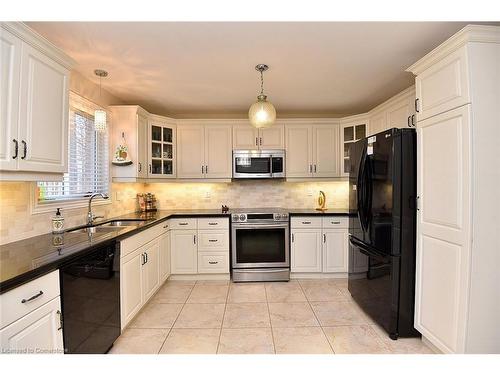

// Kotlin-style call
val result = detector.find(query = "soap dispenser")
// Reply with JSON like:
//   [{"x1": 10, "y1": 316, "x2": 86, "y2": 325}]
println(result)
[{"x1": 52, "y1": 208, "x2": 65, "y2": 234}]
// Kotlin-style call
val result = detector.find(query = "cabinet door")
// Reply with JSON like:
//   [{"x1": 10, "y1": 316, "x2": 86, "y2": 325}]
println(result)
[
  {"x1": 177, "y1": 125, "x2": 204, "y2": 178},
  {"x1": 291, "y1": 229, "x2": 322, "y2": 273},
  {"x1": 0, "y1": 297, "x2": 63, "y2": 353},
  {"x1": 137, "y1": 113, "x2": 149, "y2": 178},
  {"x1": 415, "y1": 105, "x2": 471, "y2": 353},
  {"x1": 142, "y1": 239, "x2": 160, "y2": 302},
  {"x1": 285, "y1": 124, "x2": 313, "y2": 178},
  {"x1": 148, "y1": 120, "x2": 176, "y2": 178},
  {"x1": 233, "y1": 125, "x2": 258, "y2": 150},
  {"x1": 415, "y1": 46, "x2": 470, "y2": 122},
  {"x1": 170, "y1": 230, "x2": 197, "y2": 274},
  {"x1": 0, "y1": 29, "x2": 21, "y2": 171},
  {"x1": 204, "y1": 125, "x2": 232, "y2": 178},
  {"x1": 341, "y1": 121, "x2": 368, "y2": 177},
  {"x1": 18, "y1": 43, "x2": 69, "y2": 173},
  {"x1": 386, "y1": 97, "x2": 412, "y2": 129},
  {"x1": 322, "y1": 229, "x2": 348, "y2": 273},
  {"x1": 312, "y1": 124, "x2": 339, "y2": 178},
  {"x1": 368, "y1": 112, "x2": 386, "y2": 136},
  {"x1": 259, "y1": 124, "x2": 284, "y2": 149},
  {"x1": 159, "y1": 231, "x2": 171, "y2": 283},
  {"x1": 121, "y1": 249, "x2": 144, "y2": 328}
]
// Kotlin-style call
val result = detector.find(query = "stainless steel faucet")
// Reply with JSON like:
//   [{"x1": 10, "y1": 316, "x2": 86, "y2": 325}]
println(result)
[{"x1": 87, "y1": 193, "x2": 109, "y2": 225}]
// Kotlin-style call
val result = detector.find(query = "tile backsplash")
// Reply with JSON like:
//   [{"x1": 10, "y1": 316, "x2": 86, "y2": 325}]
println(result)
[
  {"x1": 145, "y1": 180, "x2": 348, "y2": 211},
  {"x1": 0, "y1": 180, "x2": 348, "y2": 245}
]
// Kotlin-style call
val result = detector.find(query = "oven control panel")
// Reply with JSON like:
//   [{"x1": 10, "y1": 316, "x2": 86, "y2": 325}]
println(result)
[{"x1": 231, "y1": 212, "x2": 289, "y2": 223}]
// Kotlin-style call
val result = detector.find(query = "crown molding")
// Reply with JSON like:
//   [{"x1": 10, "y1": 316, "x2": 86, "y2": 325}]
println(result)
[
  {"x1": 1, "y1": 22, "x2": 76, "y2": 70},
  {"x1": 406, "y1": 24, "x2": 500, "y2": 75}
]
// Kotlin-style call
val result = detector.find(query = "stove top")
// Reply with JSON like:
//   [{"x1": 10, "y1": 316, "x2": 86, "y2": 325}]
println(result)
[{"x1": 229, "y1": 207, "x2": 289, "y2": 214}]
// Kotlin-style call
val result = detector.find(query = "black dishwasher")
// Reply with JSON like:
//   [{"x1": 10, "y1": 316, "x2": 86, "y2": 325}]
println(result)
[{"x1": 60, "y1": 241, "x2": 120, "y2": 353}]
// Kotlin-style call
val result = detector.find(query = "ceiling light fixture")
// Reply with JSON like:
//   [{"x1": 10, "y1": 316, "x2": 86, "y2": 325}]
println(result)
[
  {"x1": 248, "y1": 64, "x2": 276, "y2": 129},
  {"x1": 94, "y1": 69, "x2": 108, "y2": 132}
]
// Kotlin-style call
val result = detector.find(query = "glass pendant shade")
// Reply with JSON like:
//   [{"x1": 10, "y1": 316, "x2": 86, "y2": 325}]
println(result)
[
  {"x1": 248, "y1": 95, "x2": 276, "y2": 129},
  {"x1": 94, "y1": 109, "x2": 107, "y2": 132}
]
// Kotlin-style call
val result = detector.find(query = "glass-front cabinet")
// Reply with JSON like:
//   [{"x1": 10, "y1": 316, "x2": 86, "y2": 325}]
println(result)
[
  {"x1": 148, "y1": 117, "x2": 176, "y2": 178},
  {"x1": 340, "y1": 116, "x2": 368, "y2": 177}
]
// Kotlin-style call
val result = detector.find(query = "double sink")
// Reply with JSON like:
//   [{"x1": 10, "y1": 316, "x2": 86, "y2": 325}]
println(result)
[{"x1": 66, "y1": 219, "x2": 150, "y2": 234}]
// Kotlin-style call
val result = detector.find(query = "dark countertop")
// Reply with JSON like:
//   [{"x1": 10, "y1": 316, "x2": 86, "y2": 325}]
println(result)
[{"x1": 0, "y1": 208, "x2": 348, "y2": 293}]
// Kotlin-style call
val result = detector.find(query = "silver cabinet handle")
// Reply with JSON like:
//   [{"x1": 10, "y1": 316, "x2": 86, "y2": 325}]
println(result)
[
  {"x1": 194, "y1": 235, "x2": 196, "y2": 244},
  {"x1": 56, "y1": 310, "x2": 63, "y2": 331},
  {"x1": 208, "y1": 239, "x2": 218, "y2": 242},
  {"x1": 179, "y1": 222, "x2": 188, "y2": 226},
  {"x1": 21, "y1": 290, "x2": 43, "y2": 303},
  {"x1": 314, "y1": 164, "x2": 317, "y2": 173},
  {"x1": 411, "y1": 114, "x2": 415, "y2": 127},
  {"x1": 255, "y1": 137, "x2": 258, "y2": 146},
  {"x1": 201, "y1": 165, "x2": 204, "y2": 174},
  {"x1": 331, "y1": 221, "x2": 341, "y2": 224},
  {"x1": 141, "y1": 253, "x2": 145, "y2": 265},
  {"x1": 209, "y1": 261, "x2": 218, "y2": 265},
  {"x1": 21, "y1": 140, "x2": 27, "y2": 160},
  {"x1": 12, "y1": 139, "x2": 18, "y2": 159},
  {"x1": 323, "y1": 233, "x2": 327, "y2": 243},
  {"x1": 291, "y1": 233, "x2": 294, "y2": 242},
  {"x1": 302, "y1": 221, "x2": 311, "y2": 225},
  {"x1": 415, "y1": 98, "x2": 420, "y2": 113},
  {"x1": 149, "y1": 164, "x2": 152, "y2": 173},
  {"x1": 138, "y1": 162, "x2": 142, "y2": 172},
  {"x1": 260, "y1": 137, "x2": 262, "y2": 146},
  {"x1": 205, "y1": 165, "x2": 208, "y2": 173},
  {"x1": 208, "y1": 222, "x2": 218, "y2": 226},
  {"x1": 407, "y1": 116, "x2": 411, "y2": 128},
  {"x1": 145, "y1": 252, "x2": 148, "y2": 264}
]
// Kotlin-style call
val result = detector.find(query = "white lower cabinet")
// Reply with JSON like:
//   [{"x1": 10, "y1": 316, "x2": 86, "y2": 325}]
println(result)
[
  {"x1": 291, "y1": 216, "x2": 349, "y2": 274},
  {"x1": 159, "y1": 231, "x2": 171, "y2": 283},
  {"x1": 142, "y1": 239, "x2": 160, "y2": 302},
  {"x1": 121, "y1": 248, "x2": 144, "y2": 327},
  {"x1": 0, "y1": 297, "x2": 63, "y2": 354},
  {"x1": 198, "y1": 252, "x2": 229, "y2": 274},
  {"x1": 170, "y1": 230, "x2": 198, "y2": 274}
]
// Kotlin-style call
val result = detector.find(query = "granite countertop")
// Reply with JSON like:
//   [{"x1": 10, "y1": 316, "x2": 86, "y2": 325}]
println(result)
[{"x1": 0, "y1": 208, "x2": 349, "y2": 293}]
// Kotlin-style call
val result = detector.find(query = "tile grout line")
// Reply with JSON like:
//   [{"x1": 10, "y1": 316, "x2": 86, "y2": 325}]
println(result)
[
  {"x1": 297, "y1": 279, "x2": 336, "y2": 354},
  {"x1": 157, "y1": 280, "x2": 197, "y2": 353},
  {"x1": 215, "y1": 281, "x2": 230, "y2": 354},
  {"x1": 264, "y1": 283, "x2": 277, "y2": 354}
]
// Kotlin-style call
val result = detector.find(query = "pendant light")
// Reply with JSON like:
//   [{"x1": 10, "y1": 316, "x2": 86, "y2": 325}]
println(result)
[
  {"x1": 248, "y1": 64, "x2": 276, "y2": 129},
  {"x1": 94, "y1": 69, "x2": 108, "y2": 132}
]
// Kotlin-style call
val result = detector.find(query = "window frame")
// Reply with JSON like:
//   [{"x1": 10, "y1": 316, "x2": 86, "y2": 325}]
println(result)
[{"x1": 31, "y1": 91, "x2": 112, "y2": 215}]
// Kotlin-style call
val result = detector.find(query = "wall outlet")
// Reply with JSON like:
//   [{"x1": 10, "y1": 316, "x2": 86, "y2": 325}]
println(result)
[
  {"x1": 204, "y1": 190, "x2": 211, "y2": 199},
  {"x1": 307, "y1": 189, "x2": 313, "y2": 197},
  {"x1": 115, "y1": 191, "x2": 123, "y2": 201}
]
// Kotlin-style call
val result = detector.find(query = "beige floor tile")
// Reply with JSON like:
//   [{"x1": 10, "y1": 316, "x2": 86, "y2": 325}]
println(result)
[
  {"x1": 298, "y1": 279, "x2": 347, "y2": 302},
  {"x1": 129, "y1": 303, "x2": 183, "y2": 329},
  {"x1": 310, "y1": 301, "x2": 367, "y2": 326},
  {"x1": 265, "y1": 281, "x2": 307, "y2": 302},
  {"x1": 370, "y1": 324, "x2": 435, "y2": 354},
  {"x1": 323, "y1": 325, "x2": 390, "y2": 354},
  {"x1": 273, "y1": 327, "x2": 333, "y2": 354},
  {"x1": 151, "y1": 282, "x2": 194, "y2": 303},
  {"x1": 159, "y1": 328, "x2": 220, "y2": 354},
  {"x1": 187, "y1": 283, "x2": 229, "y2": 303},
  {"x1": 218, "y1": 328, "x2": 275, "y2": 354},
  {"x1": 223, "y1": 303, "x2": 270, "y2": 328},
  {"x1": 174, "y1": 303, "x2": 225, "y2": 328},
  {"x1": 109, "y1": 328, "x2": 168, "y2": 354},
  {"x1": 227, "y1": 283, "x2": 267, "y2": 303},
  {"x1": 268, "y1": 302, "x2": 319, "y2": 327}
]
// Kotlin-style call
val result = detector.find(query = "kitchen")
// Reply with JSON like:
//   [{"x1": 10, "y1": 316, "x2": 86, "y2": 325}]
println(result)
[{"x1": 1, "y1": 3, "x2": 499, "y2": 371}]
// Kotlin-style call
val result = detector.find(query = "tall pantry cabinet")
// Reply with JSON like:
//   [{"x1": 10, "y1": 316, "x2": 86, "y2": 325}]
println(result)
[{"x1": 407, "y1": 25, "x2": 500, "y2": 354}]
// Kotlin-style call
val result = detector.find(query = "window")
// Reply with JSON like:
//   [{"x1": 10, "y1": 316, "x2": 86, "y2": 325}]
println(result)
[{"x1": 36, "y1": 92, "x2": 109, "y2": 205}]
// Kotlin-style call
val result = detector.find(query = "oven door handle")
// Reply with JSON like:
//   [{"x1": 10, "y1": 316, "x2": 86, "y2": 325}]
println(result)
[{"x1": 232, "y1": 224, "x2": 289, "y2": 229}]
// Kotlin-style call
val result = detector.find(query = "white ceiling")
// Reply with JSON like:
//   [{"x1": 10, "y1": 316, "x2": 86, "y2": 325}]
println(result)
[{"x1": 27, "y1": 22, "x2": 479, "y2": 117}]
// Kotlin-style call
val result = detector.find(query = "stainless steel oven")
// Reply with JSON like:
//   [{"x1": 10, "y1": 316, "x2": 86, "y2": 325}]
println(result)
[
  {"x1": 233, "y1": 150, "x2": 285, "y2": 179},
  {"x1": 231, "y1": 210, "x2": 290, "y2": 282}
]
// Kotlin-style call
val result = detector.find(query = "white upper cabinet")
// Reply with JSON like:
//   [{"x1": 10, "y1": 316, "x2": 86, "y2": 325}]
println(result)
[
  {"x1": 177, "y1": 123, "x2": 232, "y2": 179},
  {"x1": 312, "y1": 124, "x2": 340, "y2": 178},
  {"x1": 413, "y1": 46, "x2": 470, "y2": 122},
  {"x1": 148, "y1": 116, "x2": 176, "y2": 179},
  {"x1": 233, "y1": 123, "x2": 284, "y2": 150},
  {"x1": 285, "y1": 124, "x2": 313, "y2": 178},
  {"x1": 0, "y1": 23, "x2": 74, "y2": 180},
  {"x1": 340, "y1": 117, "x2": 368, "y2": 177},
  {"x1": 204, "y1": 125, "x2": 232, "y2": 178},
  {"x1": 368, "y1": 111, "x2": 385, "y2": 136}
]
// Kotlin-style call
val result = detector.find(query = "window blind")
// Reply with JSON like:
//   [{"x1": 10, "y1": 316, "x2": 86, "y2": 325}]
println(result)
[{"x1": 38, "y1": 94, "x2": 109, "y2": 202}]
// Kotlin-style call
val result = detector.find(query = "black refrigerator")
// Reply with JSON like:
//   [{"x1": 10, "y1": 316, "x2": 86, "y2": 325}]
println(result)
[{"x1": 347, "y1": 127, "x2": 419, "y2": 340}]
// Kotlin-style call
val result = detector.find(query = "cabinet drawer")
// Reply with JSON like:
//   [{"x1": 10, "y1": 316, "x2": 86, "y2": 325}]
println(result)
[
  {"x1": 170, "y1": 218, "x2": 197, "y2": 230},
  {"x1": 197, "y1": 252, "x2": 229, "y2": 274},
  {"x1": 1, "y1": 270, "x2": 60, "y2": 329},
  {"x1": 198, "y1": 217, "x2": 229, "y2": 230},
  {"x1": 120, "y1": 222, "x2": 164, "y2": 258},
  {"x1": 291, "y1": 216, "x2": 322, "y2": 229},
  {"x1": 322, "y1": 216, "x2": 348, "y2": 229},
  {"x1": 197, "y1": 230, "x2": 229, "y2": 252}
]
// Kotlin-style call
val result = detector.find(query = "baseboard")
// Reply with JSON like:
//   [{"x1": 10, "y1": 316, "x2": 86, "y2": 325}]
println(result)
[
  {"x1": 421, "y1": 335, "x2": 444, "y2": 354},
  {"x1": 168, "y1": 274, "x2": 230, "y2": 281},
  {"x1": 291, "y1": 272, "x2": 347, "y2": 279}
]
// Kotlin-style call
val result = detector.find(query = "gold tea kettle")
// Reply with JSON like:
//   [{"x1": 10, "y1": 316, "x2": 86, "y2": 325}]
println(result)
[{"x1": 316, "y1": 191, "x2": 326, "y2": 211}]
